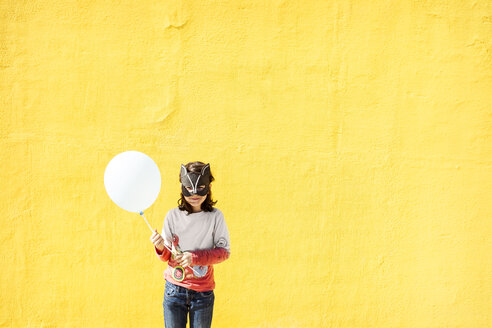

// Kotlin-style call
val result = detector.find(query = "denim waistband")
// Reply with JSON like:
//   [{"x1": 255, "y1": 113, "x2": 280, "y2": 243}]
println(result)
[{"x1": 165, "y1": 280, "x2": 194, "y2": 293}]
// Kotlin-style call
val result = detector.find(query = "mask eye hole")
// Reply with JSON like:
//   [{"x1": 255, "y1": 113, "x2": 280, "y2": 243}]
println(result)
[{"x1": 197, "y1": 185, "x2": 206, "y2": 191}]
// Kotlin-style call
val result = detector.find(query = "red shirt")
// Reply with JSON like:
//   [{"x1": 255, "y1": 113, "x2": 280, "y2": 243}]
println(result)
[
  {"x1": 155, "y1": 246, "x2": 230, "y2": 292},
  {"x1": 154, "y1": 207, "x2": 231, "y2": 292}
]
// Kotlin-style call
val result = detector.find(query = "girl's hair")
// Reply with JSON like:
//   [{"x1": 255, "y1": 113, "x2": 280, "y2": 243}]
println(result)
[{"x1": 178, "y1": 161, "x2": 217, "y2": 215}]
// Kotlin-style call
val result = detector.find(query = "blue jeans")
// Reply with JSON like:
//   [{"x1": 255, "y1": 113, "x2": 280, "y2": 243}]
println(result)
[{"x1": 163, "y1": 280, "x2": 215, "y2": 328}]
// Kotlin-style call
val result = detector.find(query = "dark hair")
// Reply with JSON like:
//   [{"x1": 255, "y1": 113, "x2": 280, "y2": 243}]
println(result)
[{"x1": 178, "y1": 161, "x2": 217, "y2": 215}]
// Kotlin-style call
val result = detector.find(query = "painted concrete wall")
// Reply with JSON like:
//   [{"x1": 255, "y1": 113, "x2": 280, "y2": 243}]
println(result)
[{"x1": 1, "y1": 1, "x2": 491, "y2": 327}]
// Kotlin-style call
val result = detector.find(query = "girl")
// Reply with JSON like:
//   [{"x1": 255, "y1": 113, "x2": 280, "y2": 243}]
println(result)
[{"x1": 150, "y1": 162, "x2": 231, "y2": 328}]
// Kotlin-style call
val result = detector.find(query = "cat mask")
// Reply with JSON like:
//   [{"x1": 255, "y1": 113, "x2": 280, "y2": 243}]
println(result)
[{"x1": 180, "y1": 163, "x2": 211, "y2": 196}]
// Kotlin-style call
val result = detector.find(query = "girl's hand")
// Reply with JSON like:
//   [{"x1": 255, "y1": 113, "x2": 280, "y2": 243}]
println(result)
[
  {"x1": 175, "y1": 252, "x2": 193, "y2": 268},
  {"x1": 150, "y1": 229, "x2": 165, "y2": 252}
]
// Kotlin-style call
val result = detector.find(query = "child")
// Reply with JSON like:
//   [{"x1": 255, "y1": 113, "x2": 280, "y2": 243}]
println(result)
[{"x1": 150, "y1": 162, "x2": 231, "y2": 328}]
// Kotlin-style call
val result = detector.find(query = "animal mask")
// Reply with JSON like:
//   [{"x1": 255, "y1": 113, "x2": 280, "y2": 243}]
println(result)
[{"x1": 180, "y1": 163, "x2": 211, "y2": 196}]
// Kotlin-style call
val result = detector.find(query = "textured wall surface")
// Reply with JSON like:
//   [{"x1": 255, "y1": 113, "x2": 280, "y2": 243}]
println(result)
[{"x1": 1, "y1": 1, "x2": 491, "y2": 327}]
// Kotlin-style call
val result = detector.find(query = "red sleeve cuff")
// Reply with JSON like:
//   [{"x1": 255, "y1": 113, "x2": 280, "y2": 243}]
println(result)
[
  {"x1": 191, "y1": 248, "x2": 230, "y2": 266},
  {"x1": 155, "y1": 246, "x2": 171, "y2": 261}
]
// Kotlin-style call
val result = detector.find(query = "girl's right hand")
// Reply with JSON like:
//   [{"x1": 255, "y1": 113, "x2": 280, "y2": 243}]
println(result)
[{"x1": 151, "y1": 229, "x2": 165, "y2": 252}]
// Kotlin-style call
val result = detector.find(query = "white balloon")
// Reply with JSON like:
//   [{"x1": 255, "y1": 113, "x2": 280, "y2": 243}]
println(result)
[{"x1": 104, "y1": 151, "x2": 161, "y2": 213}]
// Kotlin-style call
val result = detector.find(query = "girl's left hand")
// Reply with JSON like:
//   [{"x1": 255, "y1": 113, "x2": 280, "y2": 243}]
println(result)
[{"x1": 176, "y1": 252, "x2": 193, "y2": 268}]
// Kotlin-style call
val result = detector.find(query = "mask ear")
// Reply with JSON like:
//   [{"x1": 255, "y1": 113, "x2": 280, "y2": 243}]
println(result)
[
  {"x1": 201, "y1": 163, "x2": 211, "y2": 176},
  {"x1": 180, "y1": 164, "x2": 188, "y2": 180}
]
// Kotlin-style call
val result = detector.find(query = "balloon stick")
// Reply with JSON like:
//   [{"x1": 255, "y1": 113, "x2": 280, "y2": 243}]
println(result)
[
  {"x1": 140, "y1": 211, "x2": 201, "y2": 276},
  {"x1": 139, "y1": 211, "x2": 154, "y2": 232}
]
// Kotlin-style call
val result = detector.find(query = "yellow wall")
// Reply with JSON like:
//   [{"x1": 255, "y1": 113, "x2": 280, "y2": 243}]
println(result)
[{"x1": 1, "y1": 1, "x2": 491, "y2": 327}]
